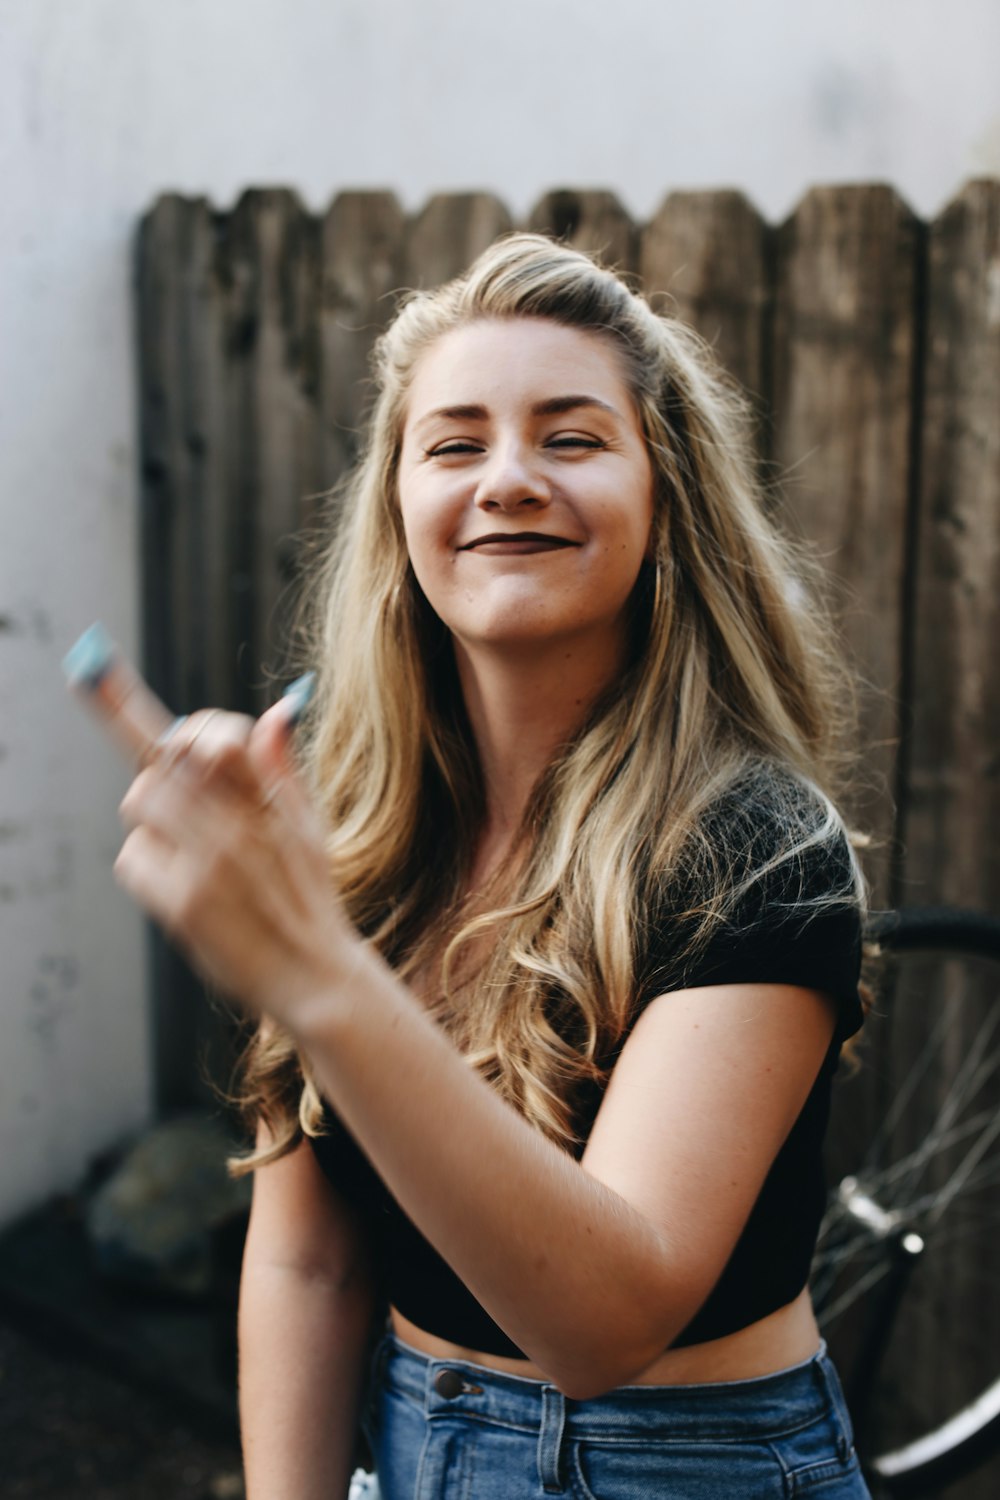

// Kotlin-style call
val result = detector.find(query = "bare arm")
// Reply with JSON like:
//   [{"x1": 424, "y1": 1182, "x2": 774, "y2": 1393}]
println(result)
[
  {"x1": 239, "y1": 1120, "x2": 377, "y2": 1500},
  {"x1": 114, "y1": 709, "x2": 837, "y2": 1401},
  {"x1": 292, "y1": 947, "x2": 834, "y2": 1399}
]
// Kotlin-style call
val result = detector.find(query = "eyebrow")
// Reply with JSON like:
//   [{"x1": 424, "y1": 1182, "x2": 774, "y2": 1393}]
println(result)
[{"x1": 413, "y1": 394, "x2": 624, "y2": 430}]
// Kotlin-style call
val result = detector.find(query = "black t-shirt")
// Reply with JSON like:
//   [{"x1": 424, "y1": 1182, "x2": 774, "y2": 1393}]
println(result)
[{"x1": 307, "y1": 791, "x2": 863, "y2": 1356}]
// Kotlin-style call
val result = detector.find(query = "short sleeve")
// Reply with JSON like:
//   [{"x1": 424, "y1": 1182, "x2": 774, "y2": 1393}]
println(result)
[{"x1": 640, "y1": 785, "x2": 864, "y2": 1044}]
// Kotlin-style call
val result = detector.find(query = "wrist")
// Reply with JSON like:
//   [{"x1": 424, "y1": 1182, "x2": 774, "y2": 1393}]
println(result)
[{"x1": 277, "y1": 936, "x2": 380, "y2": 1047}]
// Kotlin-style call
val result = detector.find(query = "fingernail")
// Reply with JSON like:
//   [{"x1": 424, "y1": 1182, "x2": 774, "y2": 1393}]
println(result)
[
  {"x1": 281, "y1": 671, "x2": 316, "y2": 728},
  {"x1": 62, "y1": 622, "x2": 116, "y2": 689}
]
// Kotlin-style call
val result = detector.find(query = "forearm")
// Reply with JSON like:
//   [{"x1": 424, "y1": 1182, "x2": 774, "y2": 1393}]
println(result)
[
  {"x1": 239, "y1": 1263, "x2": 375, "y2": 1500},
  {"x1": 291, "y1": 950, "x2": 688, "y2": 1397},
  {"x1": 111, "y1": 707, "x2": 826, "y2": 1400}
]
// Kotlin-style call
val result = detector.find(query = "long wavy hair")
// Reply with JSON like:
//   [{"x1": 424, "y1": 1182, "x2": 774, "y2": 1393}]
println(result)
[{"x1": 229, "y1": 233, "x2": 865, "y2": 1174}]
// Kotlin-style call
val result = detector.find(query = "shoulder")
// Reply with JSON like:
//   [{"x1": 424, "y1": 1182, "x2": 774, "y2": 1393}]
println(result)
[
  {"x1": 708, "y1": 765, "x2": 861, "y2": 917},
  {"x1": 642, "y1": 764, "x2": 865, "y2": 1042}
]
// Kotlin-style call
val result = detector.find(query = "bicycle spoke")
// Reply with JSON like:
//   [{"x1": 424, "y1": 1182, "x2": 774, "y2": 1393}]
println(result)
[
  {"x1": 817, "y1": 1257, "x2": 894, "y2": 1326},
  {"x1": 855, "y1": 1105, "x2": 1000, "y2": 1205},
  {"x1": 864, "y1": 1001, "x2": 957, "y2": 1158},
  {"x1": 858, "y1": 1013, "x2": 1000, "y2": 1213}
]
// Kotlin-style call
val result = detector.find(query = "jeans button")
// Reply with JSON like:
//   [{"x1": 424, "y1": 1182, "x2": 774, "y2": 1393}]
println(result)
[{"x1": 434, "y1": 1368, "x2": 465, "y2": 1400}]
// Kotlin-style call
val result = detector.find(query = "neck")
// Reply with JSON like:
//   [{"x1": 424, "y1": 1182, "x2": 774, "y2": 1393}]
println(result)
[{"x1": 454, "y1": 629, "x2": 627, "y2": 872}]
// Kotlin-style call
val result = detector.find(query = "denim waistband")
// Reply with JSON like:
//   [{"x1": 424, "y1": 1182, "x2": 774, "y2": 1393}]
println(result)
[{"x1": 376, "y1": 1333, "x2": 850, "y2": 1445}]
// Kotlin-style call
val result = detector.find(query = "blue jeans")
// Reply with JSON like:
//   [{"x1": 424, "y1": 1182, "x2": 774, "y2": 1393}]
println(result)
[{"x1": 365, "y1": 1334, "x2": 871, "y2": 1498}]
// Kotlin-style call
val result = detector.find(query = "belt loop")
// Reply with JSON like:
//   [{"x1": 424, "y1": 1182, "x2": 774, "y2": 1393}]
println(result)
[
  {"x1": 817, "y1": 1345, "x2": 855, "y2": 1461},
  {"x1": 537, "y1": 1385, "x2": 567, "y2": 1492}
]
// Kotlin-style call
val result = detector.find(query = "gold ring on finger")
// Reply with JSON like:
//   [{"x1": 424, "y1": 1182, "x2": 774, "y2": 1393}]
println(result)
[{"x1": 183, "y1": 708, "x2": 224, "y2": 754}]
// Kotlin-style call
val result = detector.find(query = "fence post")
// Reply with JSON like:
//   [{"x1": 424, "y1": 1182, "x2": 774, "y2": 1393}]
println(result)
[
  {"x1": 903, "y1": 179, "x2": 1000, "y2": 911},
  {"x1": 640, "y1": 189, "x2": 772, "y2": 416},
  {"x1": 319, "y1": 192, "x2": 405, "y2": 486},
  {"x1": 528, "y1": 189, "x2": 637, "y2": 269},
  {"x1": 771, "y1": 184, "x2": 922, "y2": 903},
  {"x1": 404, "y1": 193, "x2": 512, "y2": 288},
  {"x1": 892, "y1": 182, "x2": 1000, "y2": 1487}
]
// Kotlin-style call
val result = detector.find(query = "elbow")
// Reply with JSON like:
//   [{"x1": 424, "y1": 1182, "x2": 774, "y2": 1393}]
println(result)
[
  {"x1": 550, "y1": 1352, "x2": 656, "y2": 1403},
  {"x1": 551, "y1": 1345, "x2": 668, "y2": 1403},
  {"x1": 554, "y1": 1369, "x2": 625, "y2": 1403},
  {"x1": 542, "y1": 1285, "x2": 707, "y2": 1401},
  {"x1": 542, "y1": 1325, "x2": 687, "y2": 1404}
]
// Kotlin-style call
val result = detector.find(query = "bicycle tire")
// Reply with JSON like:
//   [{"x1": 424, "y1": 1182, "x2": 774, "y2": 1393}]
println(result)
[
  {"x1": 813, "y1": 907, "x2": 1000, "y2": 1498},
  {"x1": 868, "y1": 1374, "x2": 1000, "y2": 1496}
]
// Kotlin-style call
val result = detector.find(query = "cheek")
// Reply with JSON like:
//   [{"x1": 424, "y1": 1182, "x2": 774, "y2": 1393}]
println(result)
[
  {"x1": 400, "y1": 514, "x2": 451, "y2": 597},
  {"x1": 397, "y1": 500, "x2": 458, "y2": 621},
  {"x1": 601, "y1": 494, "x2": 654, "y2": 571},
  {"x1": 397, "y1": 486, "x2": 433, "y2": 565},
  {"x1": 398, "y1": 471, "x2": 457, "y2": 547}
]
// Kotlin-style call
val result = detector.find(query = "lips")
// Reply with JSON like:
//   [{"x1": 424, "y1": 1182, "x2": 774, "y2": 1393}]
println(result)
[{"x1": 459, "y1": 532, "x2": 578, "y2": 553}]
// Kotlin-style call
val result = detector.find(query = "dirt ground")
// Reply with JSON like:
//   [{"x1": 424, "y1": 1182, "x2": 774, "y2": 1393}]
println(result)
[{"x1": 0, "y1": 1317, "x2": 244, "y2": 1500}]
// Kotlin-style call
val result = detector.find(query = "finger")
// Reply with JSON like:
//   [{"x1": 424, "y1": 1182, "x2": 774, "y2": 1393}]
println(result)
[
  {"x1": 119, "y1": 760, "x2": 196, "y2": 838},
  {"x1": 248, "y1": 678, "x2": 324, "y2": 835},
  {"x1": 160, "y1": 707, "x2": 252, "y2": 762},
  {"x1": 249, "y1": 738, "x2": 327, "y2": 862},
  {"x1": 249, "y1": 699, "x2": 299, "y2": 786},
  {"x1": 139, "y1": 714, "x2": 190, "y2": 770},
  {"x1": 156, "y1": 708, "x2": 261, "y2": 803},
  {"x1": 113, "y1": 822, "x2": 187, "y2": 929},
  {"x1": 248, "y1": 672, "x2": 316, "y2": 782},
  {"x1": 121, "y1": 754, "x2": 267, "y2": 877},
  {"x1": 114, "y1": 824, "x2": 231, "y2": 991},
  {"x1": 63, "y1": 624, "x2": 176, "y2": 767}
]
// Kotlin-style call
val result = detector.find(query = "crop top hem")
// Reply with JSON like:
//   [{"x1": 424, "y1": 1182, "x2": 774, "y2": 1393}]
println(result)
[{"x1": 307, "y1": 804, "x2": 864, "y2": 1360}]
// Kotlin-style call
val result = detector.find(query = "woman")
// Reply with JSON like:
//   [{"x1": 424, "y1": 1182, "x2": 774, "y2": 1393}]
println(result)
[{"x1": 115, "y1": 234, "x2": 870, "y2": 1498}]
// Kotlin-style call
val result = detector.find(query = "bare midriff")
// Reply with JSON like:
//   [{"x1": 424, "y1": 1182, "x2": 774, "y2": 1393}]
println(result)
[{"x1": 390, "y1": 1287, "x2": 821, "y2": 1387}]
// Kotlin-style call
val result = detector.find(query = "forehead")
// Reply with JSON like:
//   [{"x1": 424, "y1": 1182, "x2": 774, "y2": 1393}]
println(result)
[{"x1": 403, "y1": 318, "x2": 635, "y2": 427}]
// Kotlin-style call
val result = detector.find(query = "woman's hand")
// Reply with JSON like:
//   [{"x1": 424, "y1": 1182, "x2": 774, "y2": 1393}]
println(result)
[{"x1": 113, "y1": 702, "x2": 357, "y2": 1027}]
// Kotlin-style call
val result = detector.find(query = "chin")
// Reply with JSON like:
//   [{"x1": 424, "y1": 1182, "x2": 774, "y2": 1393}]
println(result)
[{"x1": 458, "y1": 613, "x2": 609, "y2": 656}]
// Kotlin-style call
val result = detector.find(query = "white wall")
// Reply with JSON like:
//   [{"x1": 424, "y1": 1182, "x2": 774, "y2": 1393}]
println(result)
[{"x1": 2, "y1": 0, "x2": 998, "y2": 1226}]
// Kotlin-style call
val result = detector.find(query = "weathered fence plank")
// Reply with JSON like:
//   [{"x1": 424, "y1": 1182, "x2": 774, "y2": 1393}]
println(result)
[
  {"x1": 761, "y1": 190, "x2": 922, "y2": 1372},
  {"x1": 225, "y1": 191, "x2": 323, "y2": 699},
  {"x1": 904, "y1": 178, "x2": 1000, "y2": 911},
  {"x1": 404, "y1": 192, "x2": 512, "y2": 289},
  {"x1": 319, "y1": 191, "x2": 405, "y2": 487},
  {"x1": 771, "y1": 185, "x2": 921, "y2": 902},
  {"x1": 640, "y1": 189, "x2": 772, "y2": 409},
  {"x1": 527, "y1": 189, "x2": 636, "y2": 270},
  {"x1": 887, "y1": 180, "x2": 1000, "y2": 1500},
  {"x1": 138, "y1": 195, "x2": 228, "y2": 714},
  {"x1": 138, "y1": 193, "x2": 253, "y2": 1110}
]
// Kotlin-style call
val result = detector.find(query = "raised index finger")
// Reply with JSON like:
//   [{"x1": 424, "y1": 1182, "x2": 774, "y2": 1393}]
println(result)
[{"x1": 63, "y1": 623, "x2": 175, "y2": 765}]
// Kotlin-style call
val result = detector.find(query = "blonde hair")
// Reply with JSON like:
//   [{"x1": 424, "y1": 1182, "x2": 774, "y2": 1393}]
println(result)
[{"x1": 230, "y1": 233, "x2": 864, "y2": 1174}]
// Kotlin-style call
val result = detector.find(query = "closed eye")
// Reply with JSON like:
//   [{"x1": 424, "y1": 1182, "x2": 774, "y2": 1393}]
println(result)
[
  {"x1": 425, "y1": 434, "x2": 608, "y2": 458},
  {"x1": 546, "y1": 435, "x2": 607, "y2": 450},
  {"x1": 425, "y1": 440, "x2": 485, "y2": 457}
]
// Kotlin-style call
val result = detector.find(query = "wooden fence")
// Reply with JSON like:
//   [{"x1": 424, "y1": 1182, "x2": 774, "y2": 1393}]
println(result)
[{"x1": 138, "y1": 181, "x2": 1000, "y2": 1496}]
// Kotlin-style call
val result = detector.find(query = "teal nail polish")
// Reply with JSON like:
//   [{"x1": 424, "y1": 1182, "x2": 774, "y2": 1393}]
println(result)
[
  {"x1": 62, "y1": 622, "x2": 116, "y2": 689},
  {"x1": 281, "y1": 671, "x2": 316, "y2": 727}
]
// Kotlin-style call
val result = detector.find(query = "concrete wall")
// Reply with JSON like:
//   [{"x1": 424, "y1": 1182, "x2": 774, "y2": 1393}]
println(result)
[{"x1": 2, "y1": 0, "x2": 998, "y2": 1226}]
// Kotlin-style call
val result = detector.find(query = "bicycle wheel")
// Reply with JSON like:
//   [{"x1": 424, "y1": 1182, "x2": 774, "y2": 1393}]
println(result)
[{"x1": 812, "y1": 908, "x2": 1000, "y2": 1499}]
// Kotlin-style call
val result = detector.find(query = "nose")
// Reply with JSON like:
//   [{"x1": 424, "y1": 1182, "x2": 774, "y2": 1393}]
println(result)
[{"x1": 473, "y1": 440, "x2": 551, "y2": 512}]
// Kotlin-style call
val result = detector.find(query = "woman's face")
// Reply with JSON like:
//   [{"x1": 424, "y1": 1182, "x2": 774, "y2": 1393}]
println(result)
[{"x1": 397, "y1": 318, "x2": 655, "y2": 663}]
